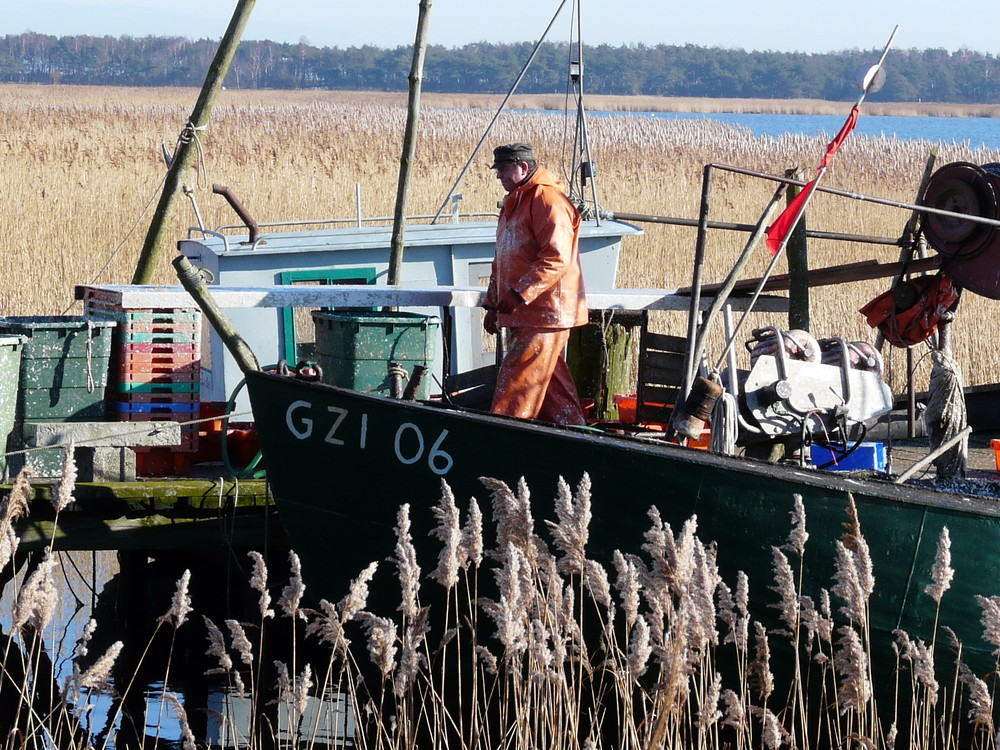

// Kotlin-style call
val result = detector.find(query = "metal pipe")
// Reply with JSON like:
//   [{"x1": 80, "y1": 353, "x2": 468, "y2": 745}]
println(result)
[
  {"x1": 572, "y1": 0, "x2": 601, "y2": 225},
  {"x1": 684, "y1": 182, "x2": 785, "y2": 374},
  {"x1": 709, "y1": 162, "x2": 1000, "y2": 230},
  {"x1": 212, "y1": 184, "x2": 259, "y2": 244},
  {"x1": 681, "y1": 164, "x2": 714, "y2": 399},
  {"x1": 601, "y1": 209, "x2": 903, "y2": 247},
  {"x1": 173, "y1": 256, "x2": 260, "y2": 375}
]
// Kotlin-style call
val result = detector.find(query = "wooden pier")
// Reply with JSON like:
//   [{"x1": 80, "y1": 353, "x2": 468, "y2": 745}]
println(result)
[{"x1": 10, "y1": 477, "x2": 278, "y2": 552}]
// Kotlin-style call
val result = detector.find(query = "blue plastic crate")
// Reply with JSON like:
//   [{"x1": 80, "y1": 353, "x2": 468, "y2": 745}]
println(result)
[
  {"x1": 811, "y1": 442, "x2": 886, "y2": 472},
  {"x1": 109, "y1": 401, "x2": 199, "y2": 415}
]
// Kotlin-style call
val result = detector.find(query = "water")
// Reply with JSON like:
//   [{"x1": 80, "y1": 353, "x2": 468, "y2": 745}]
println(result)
[
  {"x1": 643, "y1": 111, "x2": 1000, "y2": 150},
  {"x1": 587, "y1": 110, "x2": 1000, "y2": 151},
  {"x1": 1, "y1": 547, "x2": 349, "y2": 748}
]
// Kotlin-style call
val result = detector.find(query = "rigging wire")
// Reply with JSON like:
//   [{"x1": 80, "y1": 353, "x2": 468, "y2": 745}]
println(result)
[
  {"x1": 430, "y1": 0, "x2": 574, "y2": 224},
  {"x1": 60, "y1": 123, "x2": 211, "y2": 314}
]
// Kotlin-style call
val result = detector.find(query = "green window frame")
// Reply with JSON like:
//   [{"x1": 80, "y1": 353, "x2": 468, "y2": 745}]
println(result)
[{"x1": 278, "y1": 267, "x2": 377, "y2": 364}]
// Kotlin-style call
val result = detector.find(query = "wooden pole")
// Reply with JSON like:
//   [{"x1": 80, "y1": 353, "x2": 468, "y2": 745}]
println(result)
[
  {"x1": 132, "y1": 0, "x2": 256, "y2": 285},
  {"x1": 388, "y1": 0, "x2": 433, "y2": 285},
  {"x1": 785, "y1": 168, "x2": 810, "y2": 331}
]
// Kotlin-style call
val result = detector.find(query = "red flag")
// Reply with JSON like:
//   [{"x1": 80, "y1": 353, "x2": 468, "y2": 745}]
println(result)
[
  {"x1": 765, "y1": 180, "x2": 816, "y2": 254},
  {"x1": 765, "y1": 105, "x2": 860, "y2": 255},
  {"x1": 819, "y1": 105, "x2": 859, "y2": 168}
]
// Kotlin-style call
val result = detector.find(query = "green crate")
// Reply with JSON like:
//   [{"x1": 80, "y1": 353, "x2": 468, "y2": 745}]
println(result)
[
  {"x1": 24, "y1": 444, "x2": 70, "y2": 479},
  {"x1": 312, "y1": 310, "x2": 439, "y2": 399},
  {"x1": 20, "y1": 356, "x2": 113, "y2": 389},
  {"x1": 0, "y1": 317, "x2": 115, "y2": 364},
  {"x1": 0, "y1": 336, "x2": 25, "y2": 479},
  {"x1": 115, "y1": 381, "x2": 200, "y2": 394},
  {"x1": 20, "y1": 388, "x2": 110, "y2": 421},
  {"x1": 0, "y1": 316, "x2": 115, "y2": 428}
]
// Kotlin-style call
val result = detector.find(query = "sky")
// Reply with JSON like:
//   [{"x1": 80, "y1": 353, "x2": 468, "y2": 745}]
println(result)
[{"x1": 1, "y1": 0, "x2": 998, "y2": 56}]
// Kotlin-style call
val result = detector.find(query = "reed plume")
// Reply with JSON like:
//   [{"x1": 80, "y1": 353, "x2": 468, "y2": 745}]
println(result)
[
  {"x1": 76, "y1": 639, "x2": 123, "y2": 691},
  {"x1": 163, "y1": 691, "x2": 197, "y2": 750},
  {"x1": 278, "y1": 551, "x2": 306, "y2": 622},
  {"x1": 784, "y1": 493, "x2": 808, "y2": 557},
  {"x1": 225, "y1": 618, "x2": 254, "y2": 666},
  {"x1": 833, "y1": 625, "x2": 871, "y2": 714},
  {"x1": 357, "y1": 611, "x2": 399, "y2": 677},
  {"x1": 458, "y1": 494, "x2": 483, "y2": 569},
  {"x1": 925, "y1": 526, "x2": 953, "y2": 604},
  {"x1": 12, "y1": 550, "x2": 58, "y2": 633},
  {"x1": 52, "y1": 441, "x2": 76, "y2": 513},
  {"x1": 392, "y1": 503, "x2": 421, "y2": 620},
  {"x1": 203, "y1": 615, "x2": 233, "y2": 674},
  {"x1": 247, "y1": 549, "x2": 275, "y2": 619},
  {"x1": 430, "y1": 481, "x2": 461, "y2": 588},
  {"x1": 769, "y1": 546, "x2": 798, "y2": 637},
  {"x1": 159, "y1": 569, "x2": 193, "y2": 628},
  {"x1": 748, "y1": 620, "x2": 774, "y2": 701},
  {"x1": 548, "y1": 473, "x2": 592, "y2": 576}
]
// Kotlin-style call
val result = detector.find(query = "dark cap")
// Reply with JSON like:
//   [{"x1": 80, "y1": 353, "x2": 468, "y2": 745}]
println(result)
[{"x1": 490, "y1": 143, "x2": 534, "y2": 169}]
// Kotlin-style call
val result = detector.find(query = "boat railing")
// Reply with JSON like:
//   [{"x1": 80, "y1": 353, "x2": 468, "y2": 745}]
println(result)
[
  {"x1": 75, "y1": 284, "x2": 790, "y2": 316},
  {"x1": 186, "y1": 211, "x2": 502, "y2": 247}
]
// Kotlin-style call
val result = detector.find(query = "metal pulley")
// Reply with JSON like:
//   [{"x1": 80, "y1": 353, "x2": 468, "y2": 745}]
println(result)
[
  {"x1": 740, "y1": 327, "x2": 893, "y2": 440},
  {"x1": 920, "y1": 161, "x2": 1000, "y2": 299}
]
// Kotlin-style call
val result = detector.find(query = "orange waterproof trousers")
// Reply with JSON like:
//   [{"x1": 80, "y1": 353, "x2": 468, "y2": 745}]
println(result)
[{"x1": 491, "y1": 327, "x2": 586, "y2": 426}]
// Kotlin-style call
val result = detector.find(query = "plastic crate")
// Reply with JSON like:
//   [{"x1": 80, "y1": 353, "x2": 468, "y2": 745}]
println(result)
[
  {"x1": 312, "y1": 310, "x2": 439, "y2": 399},
  {"x1": 115, "y1": 381, "x2": 201, "y2": 394},
  {"x1": 0, "y1": 336, "x2": 24, "y2": 479},
  {"x1": 0, "y1": 316, "x2": 115, "y2": 422},
  {"x1": 811, "y1": 442, "x2": 887, "y2": 472}
]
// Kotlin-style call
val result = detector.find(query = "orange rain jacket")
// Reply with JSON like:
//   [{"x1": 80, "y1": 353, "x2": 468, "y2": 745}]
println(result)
[{"x1": 485, "y1": 167, "x2": 588, "y2": 329}]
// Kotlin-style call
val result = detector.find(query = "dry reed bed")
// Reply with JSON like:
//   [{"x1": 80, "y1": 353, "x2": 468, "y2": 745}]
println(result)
[
  {"x1": 2, "y1": 455, "x2": 999, "y2": 748},
  {"x1": 1, "y1": 84, "x2": 998, "y2": 389}
]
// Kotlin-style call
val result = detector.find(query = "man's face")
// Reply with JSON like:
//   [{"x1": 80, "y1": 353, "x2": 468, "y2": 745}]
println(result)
[{"x1": 494, "y1": 160, "x2": 530, "y2": 193}]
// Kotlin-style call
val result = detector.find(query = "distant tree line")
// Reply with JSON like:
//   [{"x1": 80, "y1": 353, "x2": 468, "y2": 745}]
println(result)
[{"x1": 2, "y1": 32, "x2": 998, "y2": 103}]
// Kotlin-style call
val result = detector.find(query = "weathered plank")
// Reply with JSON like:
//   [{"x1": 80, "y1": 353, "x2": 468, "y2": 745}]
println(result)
[{"x1": 7, "y1": 478, "x2": 278, "y2": 551}]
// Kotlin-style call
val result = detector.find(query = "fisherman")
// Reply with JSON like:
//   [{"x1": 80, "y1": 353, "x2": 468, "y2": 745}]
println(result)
[{"x1": 484, "y1": 142, "x2": 588, "y2": 425}]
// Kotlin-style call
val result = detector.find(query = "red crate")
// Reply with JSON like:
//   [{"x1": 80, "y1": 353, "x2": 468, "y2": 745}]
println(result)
[
  {"x1": 117, "y1": 321, "x2": 201, "y2": 336},
  {"x1": 120, "y1": 341, "x2": 201, "y2": 356},
  {"x1": 135, "y1": 431, "x2": 199, "y2": 453},
  {"x1": 135, "y1": 447, "x2": 193, "y2": 476},
  {"x1": 116, "y1": 364, "x2": 201, "y2": 383}
]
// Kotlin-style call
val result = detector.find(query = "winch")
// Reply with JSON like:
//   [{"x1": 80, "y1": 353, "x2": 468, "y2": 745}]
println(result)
[{"x1": 739, "y1": 327, "x2": 893, "y2": 441}]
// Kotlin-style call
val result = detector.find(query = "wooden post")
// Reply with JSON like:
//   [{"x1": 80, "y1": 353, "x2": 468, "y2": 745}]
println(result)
[
  {"x1": 388, "y1": 0, "x2": 433, "y2": 285},
  {"x1": 786, "y1": 168, "x2": 810, "y2": 331},
  {"x1": 567, "y1": 311, "x2": 639, "y2": 419},
  {"x1": 132, "y1": 0, "x2": 257, "y2": 285}
]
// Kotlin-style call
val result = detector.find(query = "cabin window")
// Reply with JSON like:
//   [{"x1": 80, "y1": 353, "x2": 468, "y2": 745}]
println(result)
[{"x1": 278, "y1": 267, "x2": 376, "y2": 364}]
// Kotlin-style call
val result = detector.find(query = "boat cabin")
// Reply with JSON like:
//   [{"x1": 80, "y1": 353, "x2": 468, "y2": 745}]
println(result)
[{"x1": 177, "y1": 219, "x2": 642, "y2": 408}]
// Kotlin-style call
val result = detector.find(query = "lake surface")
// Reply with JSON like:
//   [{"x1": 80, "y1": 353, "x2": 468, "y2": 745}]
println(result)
[{"x1": 591, "y1": 110, "x2": 1000, "y2": 151}]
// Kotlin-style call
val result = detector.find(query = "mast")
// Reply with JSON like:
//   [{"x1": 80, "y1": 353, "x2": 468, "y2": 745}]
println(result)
[
  {"x1": 132, "y1": 0, "x2": 256, "y2": 285},
  {"x1": 388, "y1": 0, "x2": 434, "y2": 285}
]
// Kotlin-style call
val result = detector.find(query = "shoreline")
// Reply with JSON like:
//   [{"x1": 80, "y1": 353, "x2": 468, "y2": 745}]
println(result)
[{"x1": 2, "y1": 83, "x2": 998, "y2": 118}]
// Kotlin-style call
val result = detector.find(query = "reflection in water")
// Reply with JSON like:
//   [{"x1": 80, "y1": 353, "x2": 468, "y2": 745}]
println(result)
[
  {"x1": 207, "y1": 689, "x2": 354, "y2": 747},
  {"x1": 1, "y1": 547, "x2": 355, "y2": 748}
]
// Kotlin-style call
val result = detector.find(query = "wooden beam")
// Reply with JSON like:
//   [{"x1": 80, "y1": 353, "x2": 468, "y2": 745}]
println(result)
[{"x1": 684, "y1": 255, "x2": 939, "y2": 295}]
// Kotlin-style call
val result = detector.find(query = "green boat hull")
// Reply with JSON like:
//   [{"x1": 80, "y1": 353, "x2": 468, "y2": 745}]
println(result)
[{"x1": 245, "y1": 369, "x2": 1000, "y2": 674}]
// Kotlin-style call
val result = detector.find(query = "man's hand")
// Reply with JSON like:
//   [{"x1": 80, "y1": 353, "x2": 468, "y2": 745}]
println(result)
[
  {"x1": 484, "y1": 308, "x2": 499, "y2": 335},
  {"x1": 497, "y1": 288, "x2": 524, "y2": 315}
]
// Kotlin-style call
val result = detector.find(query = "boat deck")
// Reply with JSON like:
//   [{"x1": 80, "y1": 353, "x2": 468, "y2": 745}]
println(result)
[{"x1": 890, "y1": 431, "x2": 1000, "y2": 483}]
